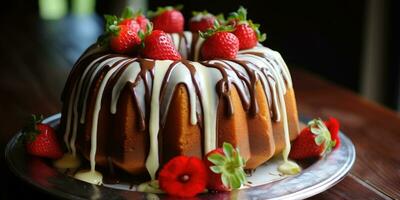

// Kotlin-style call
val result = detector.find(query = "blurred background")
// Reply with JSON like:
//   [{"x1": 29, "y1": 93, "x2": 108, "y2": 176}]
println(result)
[{"x1": 1, "y1": 0, "x2": 399, "y2": 110}]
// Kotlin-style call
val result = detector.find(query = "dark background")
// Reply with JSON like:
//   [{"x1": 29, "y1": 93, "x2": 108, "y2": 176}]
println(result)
[
  {"x1": 1, "y1": 0, "x2": 399, "y2": 199},
  {"x1": 4, "y1": 0, "x2": 399, "y2": 109}
]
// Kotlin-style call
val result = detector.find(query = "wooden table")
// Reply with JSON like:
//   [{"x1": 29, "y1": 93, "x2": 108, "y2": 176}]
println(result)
[{"x1": 1, "y1": 15, "x2": 399, "y2": 200}]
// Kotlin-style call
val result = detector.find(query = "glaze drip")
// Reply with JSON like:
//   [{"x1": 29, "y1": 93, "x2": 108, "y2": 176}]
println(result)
[{"x1": 61, "y1": 32, "x2": 296, "y2": 182}]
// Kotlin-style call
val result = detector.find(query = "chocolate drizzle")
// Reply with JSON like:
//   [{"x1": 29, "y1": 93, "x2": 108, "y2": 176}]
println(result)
[{"x1": 61, "y1": 31, "x2": 294, "y2": 181}]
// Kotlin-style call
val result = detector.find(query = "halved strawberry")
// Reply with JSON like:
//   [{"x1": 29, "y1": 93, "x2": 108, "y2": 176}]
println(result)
[
  {"x1": 189, "y1": 11, "x2": 216, "y2": 32},
  {"x1": 24, "y1": 115, "x2": 63, "y2": 159},
  {"x1": 289, "y1": 119, "x2": 337, "y2": 160},
  {"x1": 148, "y1": 5, "x2": 184, "y2": 33},
  {"x1": 204, "y1": 142, "x2": 247, "y2": 192},
  {"x1": 228, "y1": 6, "x2": 266, "y2": 50},
  {"x1": 200, "y1": 22, "x2": 239, "y2": 60}
]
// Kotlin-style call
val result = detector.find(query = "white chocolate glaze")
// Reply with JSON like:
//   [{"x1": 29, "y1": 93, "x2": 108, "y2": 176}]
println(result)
[
  {"x1": 192, "y1": 62, "x2": 222, "y2": 153},
  {"x1": 53, "y1": 153, "x2": 81, "y2": 169},
  {"x1": 61, "y1": 31, "x2": 300, "y2": 183},
  {"x1": 74, "y1": 170, "x2": 103, "y2": 185},
  {"x1": 145, "y1": 60, "x2": 172, "y2": 180},
  {"x1": 89, "y1": 59, "x2": 132, "y2": 171}
]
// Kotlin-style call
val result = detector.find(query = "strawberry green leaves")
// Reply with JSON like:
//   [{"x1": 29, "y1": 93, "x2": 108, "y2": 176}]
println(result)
[
  {"x1": 308, "y1": 119, "x2": 336, "y2": 156},
  {"x1": 207, "y1": 142, "x2": 247, "y2": 190}
]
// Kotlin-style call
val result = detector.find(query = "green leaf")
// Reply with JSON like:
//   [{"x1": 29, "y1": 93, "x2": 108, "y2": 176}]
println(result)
[
  {"x1": 229, "y1": 174, "x2": 241, "y2": 189},
  {"x1": 192, "y1": 10, "x2": 211, "y2": 17},
  {"x1": 208, "y1": 153, "x2": 226, "y2": 165},
  {"x1": 223, "y1": 142, "x2": 234, "y2": 158},
  {"x1": 147, "y1": 5, "x2": 182, "y2": 18},
  {"x1": 236, "y1": 168, "x2": 247, "y2": 183},
  {"x1": 174, "y1": 4, "x2": 184, "y2": 10},
  {"x1": 210, "y1": 166, "x2": 222, "y2": 174},
  {"x1": 221, "y1": 174, "x2": 229, "y2": 188},
  {"x1": 315, "y1": 135, "x2": 325, "y2": 145},
  {"x1": 23, "y1": 114, "x2": 43, "y2": 143},
  {"x1": 121, "y1": 7, "x2": 134, "y2": 19},
  {"x1": 199, "y1": 19, "x2": 234, "y2": 39},
  {"x1": 215, "y1": 13, "x2": 225, "y2": 24},
  {"x1": 228, "y1": 6, "x2": 248, "y2": 22}
]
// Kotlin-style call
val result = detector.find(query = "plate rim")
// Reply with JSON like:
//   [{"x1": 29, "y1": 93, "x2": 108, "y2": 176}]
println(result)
[{"x1": 5, "y1": 113, "x2": 356, "y2": 200}]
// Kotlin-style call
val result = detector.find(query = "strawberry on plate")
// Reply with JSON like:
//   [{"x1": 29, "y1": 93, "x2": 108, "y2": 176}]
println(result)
[
  {"x1": 24, "y1": 115, "x2": 63, "y2": 159},
  {"x1": 189, "y1": 11, "x2": 217, "y2": 32},
  {"x1": 139, "y1": 24, "x2": 182, "y2": 60},
  {"x1": 228, "y1": 6, "x2": 266, "y2": 50},
  {"x1": 200, "y1": 22, "x2": 239, "y2": 60},
  {"x1": 325, "y1": 117, "x2": 341, "y2": 148},
  {"x1": 148, "y1": 5, "x2": 184, "y2": 33},
  {"x1": 204, "y1": 142, "x2": 247, "y2": 192},
  {"x1": 289, "y1": 118, "x2": 340, "y2": 160}
]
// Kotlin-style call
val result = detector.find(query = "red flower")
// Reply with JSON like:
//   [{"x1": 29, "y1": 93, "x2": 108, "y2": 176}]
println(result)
[
  {"x1": 325, "y1": 117, "x2": 340, "y2": 148},
  {"x1": 159, "y1": 156, "x2": 207, "y2": 198}
]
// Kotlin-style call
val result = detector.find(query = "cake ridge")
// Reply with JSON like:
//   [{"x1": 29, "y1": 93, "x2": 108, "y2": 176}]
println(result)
[{"x1": 60, "y1": 31, "x2": 298, "y2": 181}]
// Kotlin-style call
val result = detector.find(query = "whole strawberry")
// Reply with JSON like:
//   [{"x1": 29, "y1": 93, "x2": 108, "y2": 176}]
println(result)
[
  {"x1": 204, "y1": 142, "x2": 247, "y2": 192},
  {"x1": 24, "y1": 115, "x2": 63, "y2": 159},
  {"x1": 289, "y1": 118, "x2": 337, "y2": 160},
  {"x1": 228, "y1": 7, "x2": 266, "y2": 50},
  {"x1": 325, "y1": 117, "x2": 341, "y2": 148},
  {"x1": 149, "y1": 5, "x2": 184, "y2": 33},
  {"x1": 109, "y1": 25, "x2": 141, "y2": 54},
  {"x1": 135, "y1": 15, "x2": 149, "y2": 31},
  {"x1": 103, "y1": 14, "x2": 141, "y2": 54},
  {"x1": 200, "y1": 23, "x2": 239, "y2": 60},
  {"x1": 140, "y1": 25, "x2": 182, "y2": 60},
  {"x1": 189, "y1": 11, "x2": 216, "y2": 32},
  {"x1": 119, "y1": 7, "x2": 149, "y2": 31}
]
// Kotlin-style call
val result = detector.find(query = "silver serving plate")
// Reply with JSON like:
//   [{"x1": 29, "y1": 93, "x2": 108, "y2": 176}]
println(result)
[{"x1": 5, "y1": 113, "x2": 356, "y2": 200}]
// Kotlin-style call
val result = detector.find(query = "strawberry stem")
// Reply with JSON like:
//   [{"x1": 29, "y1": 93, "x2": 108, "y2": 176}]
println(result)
[
  {"x1": 228, "y1": 6, "x2": 267, "y2": 42},
  {"x1": 147, "y1": 5, "x2": 184, "y2": 18},
  {"x1": 199, "y1": 20, "x2": 234, "y2": 39},
  {"x1": 308, "y1": 119, "x2": 335, "y2": 156},
  {"x1": 23, "y1": 114, "x2": 43, "y2": 142},
  {"x1": 207, "y1": 142, "x2": 247, "y2": 189}
]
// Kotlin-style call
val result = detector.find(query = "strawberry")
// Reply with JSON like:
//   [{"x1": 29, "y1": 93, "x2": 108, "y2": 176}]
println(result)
[
  {"x1": 189, "y1": 11, "x2": 216, "y2": 32},
  {"x1": 109, "y1": 25, "x2": 141, "y2": 54},
  {"x1": 204, "y1": 142, "x2": 247, "y2": 192},
  {"x1": 325, "y1": 117, "x2": 341, "y2": 148},
  {"x1": 228, "y1": 7, "x2": 266, "y2": 50},
  {"x1": 102, "y1": 14, "x2": 141, "y2": 54},
  {"x1": 200, "y1": 23, "x2": 239, "y2": 60},
  {"x1": 119, "y1": 18, "x2": 140, "y2": 31},
  {"x1": 289, "y1": 119, "x2": 336, "y2": 160},
  {"x1": 24, "y1": 115, "x2": 63, "y2": 159},
  {"x1": 148, "y1": 5, "x2": 184, "y2": 33},
  {"x1": 140, "y1": 25, "x2": 182, "y2": 60},
  {"x1": 120, "y1": 7, "x2": 149, "y2": 31},
  {"x1": 135, "y1": 15, "x2": 149, "y2": 31}
]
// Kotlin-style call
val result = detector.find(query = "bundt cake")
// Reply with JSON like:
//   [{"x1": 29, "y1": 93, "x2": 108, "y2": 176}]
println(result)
[
  {"x1": 54, "y1": 5, "x2": 302, "y2": 187},
  {"x1": 59, "y1": 31, "x2": 300, "y2": 182}
]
